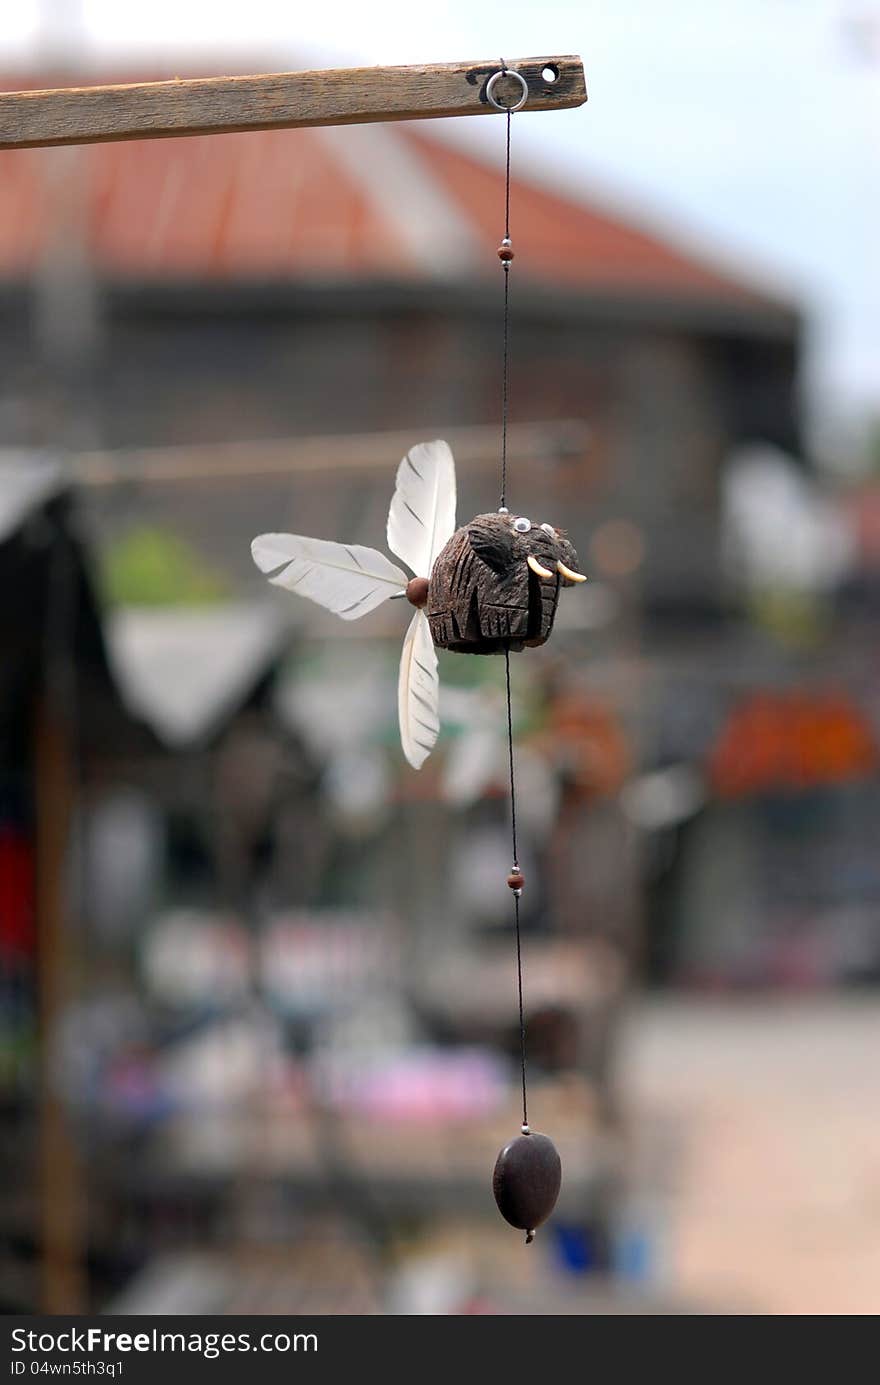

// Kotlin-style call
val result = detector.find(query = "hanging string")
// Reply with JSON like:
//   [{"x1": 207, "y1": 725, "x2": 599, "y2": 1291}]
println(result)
[
  {"x1": 499, "y1": 104, "x2": 512, "y2": 512},
  {"x1": 505, "y1": 646, "x2": 528, "y2": 1131},
  {"x1": 492, "y1": 62, "x2": 529, "y2": 1134}
]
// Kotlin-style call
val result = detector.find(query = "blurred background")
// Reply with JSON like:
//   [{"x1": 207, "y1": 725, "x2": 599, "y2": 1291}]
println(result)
[{"x1": 1, "y1": 1, "x2": 879, "y2": 1316}]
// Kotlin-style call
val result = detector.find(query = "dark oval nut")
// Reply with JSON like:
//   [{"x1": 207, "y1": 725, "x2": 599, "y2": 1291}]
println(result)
[
  {"x1": 405, "y1": 576, "x2": 430, "y2": 608},
  {"x1": 507, "y1": 869, "x2": 525, "y2": 892},
  {"x1": 492, "y1": 1132, "x2": 562, "y2": 1233}
]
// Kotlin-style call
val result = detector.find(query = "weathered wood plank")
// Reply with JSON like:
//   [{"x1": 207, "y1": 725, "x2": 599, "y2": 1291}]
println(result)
[
  {"x1": 74, "y1": 420, "x2": 592, "y2": 486},
  {"x1": 0, "y1": 57, "x2": 586, "y2": 151}
]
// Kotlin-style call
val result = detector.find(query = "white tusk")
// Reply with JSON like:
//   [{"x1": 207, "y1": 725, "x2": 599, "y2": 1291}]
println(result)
[
  {"x1": 557, "y1": 560, "x2": 587, "y2": 583},
  {"x1": 527, "y1": 554, "x2": 554, "y2": 580}
]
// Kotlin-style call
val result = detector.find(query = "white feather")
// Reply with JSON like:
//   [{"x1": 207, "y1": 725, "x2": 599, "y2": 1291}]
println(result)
[
  {"x1": 398, "y1": 609, "x2": 440, "y2": 769},
  {"x1": 387, "y1": 439, "x2": 457, "y2": 579},
  {"x1": 251, "y1": 534, "x2": 407, "y2": 620}
]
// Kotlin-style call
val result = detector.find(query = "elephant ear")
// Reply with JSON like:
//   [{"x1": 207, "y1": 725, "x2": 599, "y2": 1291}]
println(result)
[{"x1": 468, "y1": 519, "x2": 514, "y2": 574}]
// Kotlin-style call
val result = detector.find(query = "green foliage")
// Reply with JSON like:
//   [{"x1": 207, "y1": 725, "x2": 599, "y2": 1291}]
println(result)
[
  {"x1": 101, "y1": 526, "x2": 229, "y2": 607},
  {"x1": 748, "y1": 588, "x2": 830, "y2": 647}
]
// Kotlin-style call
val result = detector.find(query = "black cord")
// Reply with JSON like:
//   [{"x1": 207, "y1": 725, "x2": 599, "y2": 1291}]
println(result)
[
  {"x1": 499, "y1": 108, "x2": 511, "y2": 512},
  {"x1": 497, "y1": 67, "x2": 528, "y2": 1133},
  {"x1": 504, "y1": 107, "x2": 512, "y2": 239},
  {"x1": 504, "y1": 645, "x2": 519, "y2": 868},
  {"x1": 505, "y1": 645, "x2": 528, "y2": 1130},
  {"x1": 514, "y1": 892, "x2": 528, "y2": 1130}
]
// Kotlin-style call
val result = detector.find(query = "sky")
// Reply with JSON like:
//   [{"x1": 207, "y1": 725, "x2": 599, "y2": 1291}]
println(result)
[{"x1": 2, "y1": 1, "x2": 878, "y2": 463}]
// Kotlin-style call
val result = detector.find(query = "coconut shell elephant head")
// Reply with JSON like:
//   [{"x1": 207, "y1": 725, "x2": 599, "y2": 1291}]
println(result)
[
  {"x1": 252, "y1": 441, "x2": 585, "y2": 768},
  {"x1": 427, "y1": 512, "x2": 584, "y2": 655}
]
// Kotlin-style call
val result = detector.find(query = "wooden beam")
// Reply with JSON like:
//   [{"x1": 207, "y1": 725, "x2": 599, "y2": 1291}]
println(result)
[
  {"x1": 73, "y1": 420, "x2": 592, "y2": 487},
  {"x1": 0, "y1": 57, "x2": 586, "y2": 152}
]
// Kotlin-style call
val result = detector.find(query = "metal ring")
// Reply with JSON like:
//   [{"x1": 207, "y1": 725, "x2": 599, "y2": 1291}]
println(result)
[{"x1": 486, "y1": 67, "x2": 529, "y2": 113}]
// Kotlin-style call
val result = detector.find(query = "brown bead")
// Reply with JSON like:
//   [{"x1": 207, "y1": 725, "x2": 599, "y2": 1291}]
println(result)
[
  {"x1": 405, "y1": 576, "x2": 429, "y2": 608},
  {"x1": 497, "y1": 240, "x2": 515, "y2": 263},
  {"x1": 492, "y1": 1132, "x2": 562, "y2": 1236},
  {"x1": 507, "y1": 869, "x2": 525, "y2": 892}
]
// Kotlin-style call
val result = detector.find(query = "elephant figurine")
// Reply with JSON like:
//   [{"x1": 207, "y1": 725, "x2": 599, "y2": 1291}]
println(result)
[
  {"x1": 427, "y1": 512, "x2": 585, "y2": 655},
  {"x1": 252, "y1": 441, "x2": 586, "y2": 767}
]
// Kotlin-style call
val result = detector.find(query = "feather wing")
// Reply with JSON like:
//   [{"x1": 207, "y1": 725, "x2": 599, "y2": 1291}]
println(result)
[
  {"x1": 387, "y1": 439, "x2": 457, "y2": 579},
  {"x1": 398, "y1": 608, "x2": 440, "y2": 770},
  {"x1": 251, "y1": 534, "x2": 407, "y2": 620}
]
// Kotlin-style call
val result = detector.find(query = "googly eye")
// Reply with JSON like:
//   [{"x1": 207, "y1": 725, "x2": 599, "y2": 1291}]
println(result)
[
  {"x1": 513, "y1": 517, "x2": 532, "y2": 534},
  {"x1": 540, "y1": 523, "x2": 557, "y2": 536}
]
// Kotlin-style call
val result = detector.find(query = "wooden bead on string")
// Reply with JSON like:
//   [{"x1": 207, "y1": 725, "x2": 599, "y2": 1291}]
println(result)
[
  {"x1": 405, "y1": 576, "x2": 429, "y2": 608},
  {"x1": 497, "y1": 236, "x2": 515, "y2": 264}
]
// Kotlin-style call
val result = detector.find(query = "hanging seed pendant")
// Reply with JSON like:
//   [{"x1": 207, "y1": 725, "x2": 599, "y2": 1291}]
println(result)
[{"x1": 492, "y1": 1131, "x2": 562, "y2": 1243}]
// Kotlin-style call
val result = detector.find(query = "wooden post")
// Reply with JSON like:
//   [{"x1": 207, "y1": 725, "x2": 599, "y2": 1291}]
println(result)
[
  {"x1": 0, "y1": 56, "x2": 586, "y2": 151},
  {"x1": 34, "y1": 694, "x2": 86, "y2": 1314}
]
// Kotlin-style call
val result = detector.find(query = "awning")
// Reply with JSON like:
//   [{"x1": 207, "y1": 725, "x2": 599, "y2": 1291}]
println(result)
[
  {"x1": 0, "y1": 451, "x2": 64, "y2": 545},
  {"x1": 106, "y1": 602, "x2": 288, "y2": 748}
]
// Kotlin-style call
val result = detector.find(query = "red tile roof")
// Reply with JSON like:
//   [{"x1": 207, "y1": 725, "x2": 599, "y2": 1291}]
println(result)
[
  {"x1": 406, "y1": 129, "x2": 767, "y2": 301},
  {"x1": 0, "y1": 70, "x2": 782, "y2": 309}
]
